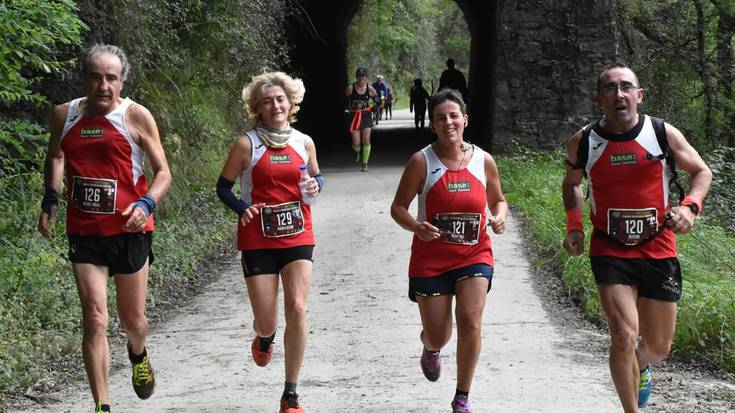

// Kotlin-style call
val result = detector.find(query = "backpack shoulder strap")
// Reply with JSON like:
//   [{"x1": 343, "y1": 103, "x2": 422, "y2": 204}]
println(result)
[
  {"x1": 565, "y1": 122, "x2": 593, "y2": 172},
  {"x1": 650, "y1": 116, "x2": 685, "y2": 202}
]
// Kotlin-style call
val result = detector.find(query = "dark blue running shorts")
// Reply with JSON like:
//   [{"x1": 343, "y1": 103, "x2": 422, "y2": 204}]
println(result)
[{"x1": 408, "y1": 263, "x2": 493, "y2": 302}]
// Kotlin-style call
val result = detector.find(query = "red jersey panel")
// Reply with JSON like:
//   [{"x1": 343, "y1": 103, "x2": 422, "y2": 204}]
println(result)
[
  {"x1": 585, "y1": 115, "x2": 676, "y2": 258},
  {"x1": 237, "y1": 130, "x2": 315, "y2": 251},
  {"x1": 61, "y1": 98, "x2": 152, "y2": 236},
  {"x1": 409, "y1": 145, "x2": 493, "y2": 277}
]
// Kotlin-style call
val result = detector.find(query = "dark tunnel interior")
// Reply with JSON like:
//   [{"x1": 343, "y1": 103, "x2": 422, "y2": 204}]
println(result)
[{"x1": 284, "y1": 0, "x2": 501, "y2": 156}]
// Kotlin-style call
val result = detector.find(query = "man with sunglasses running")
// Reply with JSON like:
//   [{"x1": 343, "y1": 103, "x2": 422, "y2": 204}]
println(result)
[{"x1": 561, "y1": 64, "x2": 711, "y2": 412}]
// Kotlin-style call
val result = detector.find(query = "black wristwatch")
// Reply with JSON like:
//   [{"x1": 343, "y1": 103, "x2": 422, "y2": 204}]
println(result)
[{"x1": 685, "y1": 203, "x2": 700, "y2": 216}]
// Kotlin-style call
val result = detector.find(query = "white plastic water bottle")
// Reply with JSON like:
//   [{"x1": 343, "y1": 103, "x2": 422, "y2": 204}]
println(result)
[{"x1": 299, "y1": 164, "x2": 316, "y2": 205}]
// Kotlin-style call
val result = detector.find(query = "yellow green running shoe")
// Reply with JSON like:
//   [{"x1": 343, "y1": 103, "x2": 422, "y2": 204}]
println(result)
[
  {"x1": 128, "y1": 342, "x2": 156, "y2": 400},
  {"x1": 94, "y1": 401, "x2": 110, "y2": 412},
  {"x1": 638, "y1": 364, "x2": 652, "y2": 407}
]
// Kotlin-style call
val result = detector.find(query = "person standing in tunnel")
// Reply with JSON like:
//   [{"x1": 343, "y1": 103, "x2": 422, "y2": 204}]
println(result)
[
  {"x1": 439, "y1": 59, "x2": 468, "y2": 104},
  {"x1": 385, "y1": 85, "x2": 394, "y2": 120},
  {"x1": 216, "y1": 71, "x2": 323, "y2": 413},
  {"x1": 410, "y1": 78, "x2": 431, "y2": 131},
  {"x1": 390, "y1": 89, "x2": 508, "y2": 413},
  {"x1": 345, "y1": 67, "x2": 377, "y2": 172},
  {"x1": 37, "y1": 44, "x2": 171, "y2": 413},
  {"x1": 562, "y1": 64, "x2": 711, "y2": 412}
]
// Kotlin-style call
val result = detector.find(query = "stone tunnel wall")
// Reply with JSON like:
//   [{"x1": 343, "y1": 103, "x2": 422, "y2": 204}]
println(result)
[{"x1": 494, "y1": 0, "x2": 618, "y2": 151}]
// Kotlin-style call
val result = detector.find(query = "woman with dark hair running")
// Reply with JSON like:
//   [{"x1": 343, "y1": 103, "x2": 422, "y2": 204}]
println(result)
[{"x1": 391, "y1": 89, "x2": 508, "y2": 413}]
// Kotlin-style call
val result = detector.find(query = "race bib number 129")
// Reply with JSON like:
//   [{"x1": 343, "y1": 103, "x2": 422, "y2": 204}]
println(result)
[{"x1": 260, "y1": 201, "x2": 305, "y2": 238}]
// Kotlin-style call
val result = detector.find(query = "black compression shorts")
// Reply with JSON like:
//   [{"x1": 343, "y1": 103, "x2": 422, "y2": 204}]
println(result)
[{"x1": 241, "y1": 245, "x2": 314, "y2": 277}]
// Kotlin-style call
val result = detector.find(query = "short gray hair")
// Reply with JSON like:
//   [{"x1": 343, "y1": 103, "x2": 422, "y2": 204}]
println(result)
[{"x1": 81, "y1": 44, "x2": 130, "y2": 82}]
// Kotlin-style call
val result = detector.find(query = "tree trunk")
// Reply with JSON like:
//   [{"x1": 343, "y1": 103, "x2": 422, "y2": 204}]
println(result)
[
  {"x1": 695, "y1": 0, "x2": 714, "y2": 145},
  {"x1": 712, "y1": 0, "x2": 735, "y2": 146}
]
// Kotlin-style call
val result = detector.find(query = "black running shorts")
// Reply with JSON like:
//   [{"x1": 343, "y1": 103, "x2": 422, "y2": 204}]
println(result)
[
  {"x1": 409, "y1": 263, "x2": 493, "y2": 302},
  {"x1": 68, "y1": 232, "x2": 154, "y2": 276},
  {"x1": 590, "y1": 256, "x2": 682, "y2": 302},
  {"x1": 241, "y1": 245, "x2": 314, "y2": 277}
]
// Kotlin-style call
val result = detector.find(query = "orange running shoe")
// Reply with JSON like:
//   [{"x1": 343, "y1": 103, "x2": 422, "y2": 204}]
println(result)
[
  {"x1": 280, "y1": 391, "x2": 305, "y2": 413},
  {"x1": 251, "y1": 335, "x2": 273, "y2": 367}
]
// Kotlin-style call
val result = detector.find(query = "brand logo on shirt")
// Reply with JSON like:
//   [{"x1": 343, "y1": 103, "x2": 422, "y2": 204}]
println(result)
[
  {"x1": 593, "y1": 141, "x2": 604, "y2": 150},
  {"x1": 269, "y1": 154, "x2": 291, "y2": 164},
  {"x1": 431, "y1": 168, "x2": 442, "y2": 174},
  {"x1": 610, "y1": 153, "x2": 636, "y2": 166},
  {"x1": 448, "y1": 181, "x2": 470, "y2": 192},
  {"x1": 80, "y1": 128, "x2": 104, "y2": 138}
]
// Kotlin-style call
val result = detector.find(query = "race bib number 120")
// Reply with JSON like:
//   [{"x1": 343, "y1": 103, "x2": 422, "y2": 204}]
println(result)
[{"x1": 607, "y1": 208, "x2": 658, "y2": 246}]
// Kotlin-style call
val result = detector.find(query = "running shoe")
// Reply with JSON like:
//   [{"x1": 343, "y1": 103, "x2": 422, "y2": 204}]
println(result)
[
  {"x1": 128, "y1": 343, "x2": 155, "y2": 400},
  {"x1": 420, "y1": 348, "x2": 441, "y2": 382},
  {"x1": 638, "y1": 364, "x2": 652, "y2": 407},
  {"x1": 251, "y1": 335, "x2": 273, "y2": 367},
  {"x1": 361, "y1": 163, "x2": 368, "y2": 172},
  {"x1": 451, "y1": 394, "x2": 473, "y2": 413},
  {"x1": 94, "y1": 402, "x2": 110, "y2": 412},
  {"x1": 279, "y1": 391, "x2": 305, "y2": 413}
]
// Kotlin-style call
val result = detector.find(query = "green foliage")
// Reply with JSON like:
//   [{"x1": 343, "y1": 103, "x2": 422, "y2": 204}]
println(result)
[
  {"x1": 0, "y1": 120, "x2": 47, "y2": 175},
  {"x1": 0, "y1": 0, "x2": 87, "y2": 177},
  {"x1": 346, "y1": 0, "x2": 469, "y2": 103},
  {"x1": 0, "y1": 0, "x2": 87, "y2": 105},
  {"x1": 701, "y1": 146, "x2": 735, "y2": 230},
  {"x1": 499, "y1": 150, "x2": 735, "y2": 373},
  {"x1": 613, "y1": 0, "x2": 735, "y2": 149}
]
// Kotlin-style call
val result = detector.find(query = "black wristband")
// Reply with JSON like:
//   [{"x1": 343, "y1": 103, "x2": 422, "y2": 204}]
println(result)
[
  {"x1": 41, "y1": 188, "x2": 60, "y2": 215},
  {"x1": 216, "y1": 175, "x2": 250, "y2": 216}
]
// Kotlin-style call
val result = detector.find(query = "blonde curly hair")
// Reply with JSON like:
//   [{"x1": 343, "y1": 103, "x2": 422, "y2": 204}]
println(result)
[{"x1": 242, "y1": 71, "x2": 305, "y2": 125}]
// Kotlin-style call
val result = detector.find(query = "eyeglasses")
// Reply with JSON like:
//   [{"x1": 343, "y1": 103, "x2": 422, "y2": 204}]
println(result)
[{"x1": 598, "y1": 84, "x2": 640, "y2": 96}]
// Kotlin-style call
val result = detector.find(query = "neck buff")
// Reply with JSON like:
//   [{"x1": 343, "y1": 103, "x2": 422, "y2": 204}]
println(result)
[{"x1": 255, "y1": 122, "x2": 293, "y2": 148}]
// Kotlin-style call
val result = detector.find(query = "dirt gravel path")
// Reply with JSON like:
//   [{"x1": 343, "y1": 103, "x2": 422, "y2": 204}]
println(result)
[{"x1": 10, "y1": 109, "x2": 734, "y2": 412}]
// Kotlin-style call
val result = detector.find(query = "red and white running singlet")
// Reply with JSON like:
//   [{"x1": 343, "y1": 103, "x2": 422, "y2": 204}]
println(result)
[
  {"x1": 584, "y1": 115, "x2": 676, "y2": 258},
  {"x1": 237, "y1": 129, "x2": 315, "y2": 251},
  {"x1": 60, "y1": 97, "x2": 152, "y2": 236},
  {"x1": 409, "y1": 144, "x2": 493, "y2": 277}
]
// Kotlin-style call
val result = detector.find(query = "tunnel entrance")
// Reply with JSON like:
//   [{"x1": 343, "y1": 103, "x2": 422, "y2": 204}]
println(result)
[{"x1": 285, "y1": 0, "x2": 500, "y2": 153}]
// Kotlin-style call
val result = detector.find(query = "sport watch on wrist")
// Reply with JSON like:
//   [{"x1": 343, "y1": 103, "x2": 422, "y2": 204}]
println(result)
[{"x1": 686, "y1": 203, "x2": 700, "y2": 216}]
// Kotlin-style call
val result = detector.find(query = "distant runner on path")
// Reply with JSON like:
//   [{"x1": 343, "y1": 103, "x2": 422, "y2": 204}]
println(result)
[
  {"x1": 216, "y1": 71, "x2": 323, "y2": 413},
  {"x1": 345, "y1": 67, "x2": 377, "y2": 172},
  {"x1": 391, "y1": 89, "x2": 509, "y2": 413},
  {"x1": 37, "y1": 44, "x2": 172, "y2": 413},
  {"x1": 562, "y1": 63, "x2": 712, "y2": 413}
]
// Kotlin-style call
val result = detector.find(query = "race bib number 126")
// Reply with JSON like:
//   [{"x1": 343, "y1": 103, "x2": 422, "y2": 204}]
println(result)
[{"x1": 72, "y1": 176, "x2": 117, "y2": 214}]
